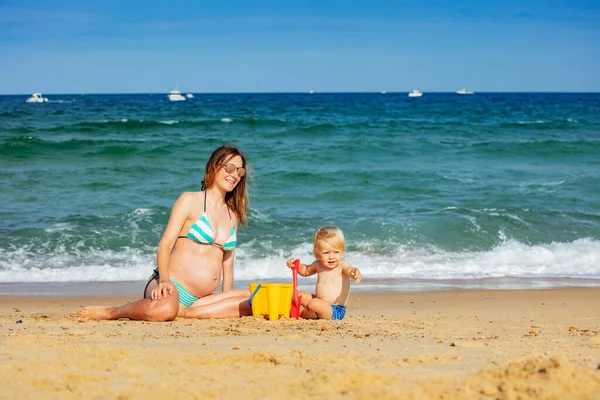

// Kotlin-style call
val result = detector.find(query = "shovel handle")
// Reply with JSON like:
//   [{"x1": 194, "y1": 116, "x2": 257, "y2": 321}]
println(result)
[
  {"x1": 291, "y1": 259, "x2": 300, "y2": 269},
  {"x1": 290, "y1": 259, "x2": 301, "y2": 319}
]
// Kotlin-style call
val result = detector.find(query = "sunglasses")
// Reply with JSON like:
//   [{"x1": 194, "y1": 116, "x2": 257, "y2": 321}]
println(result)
[{"x1": 221, "y1": 163, "x2": 246, "y2": 177}]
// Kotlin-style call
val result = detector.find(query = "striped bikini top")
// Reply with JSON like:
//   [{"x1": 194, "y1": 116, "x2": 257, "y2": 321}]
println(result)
[{"x1": 178, "y1": 193, "x2": 237, "y2": 252}]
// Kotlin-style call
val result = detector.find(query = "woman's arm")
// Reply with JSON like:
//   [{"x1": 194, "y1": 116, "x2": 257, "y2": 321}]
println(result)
[
  {"x1": 221, "y1": 217, "x2": 238, "y2": 292},
  {"x1": 153, "y1": 192, "x2": 192, "y2": 298},
  {"x1": 221, "y1": 249, "x2": 235, "y2": 292}
]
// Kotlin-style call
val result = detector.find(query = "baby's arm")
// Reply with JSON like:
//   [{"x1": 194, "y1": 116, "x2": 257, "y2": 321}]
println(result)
[
  {"x1": 286, "y1": 259, "x2": 317, "y2": 277},
  {"x1": 342, "y1": 262, "x2": 362, "y2": 284}
]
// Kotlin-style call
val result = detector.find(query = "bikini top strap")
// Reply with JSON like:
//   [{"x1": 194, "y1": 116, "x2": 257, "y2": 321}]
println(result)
[{"x1": 203, "y1": 191, "x2": 207, "y2": 212}]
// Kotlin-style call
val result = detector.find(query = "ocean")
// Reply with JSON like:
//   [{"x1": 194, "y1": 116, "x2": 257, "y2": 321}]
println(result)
[{"x1": 1, "y1": 92, "x2": 599, "y2": 295}]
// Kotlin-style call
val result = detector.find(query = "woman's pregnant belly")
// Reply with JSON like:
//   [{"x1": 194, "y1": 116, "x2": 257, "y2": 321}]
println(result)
[{"x1": 168, "y1": 240, "x2": 224, "y2": 298}]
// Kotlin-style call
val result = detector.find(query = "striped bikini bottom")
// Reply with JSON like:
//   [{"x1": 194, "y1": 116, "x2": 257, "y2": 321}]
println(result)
[{"x1": 144, "y1": 269, "x2": 199, "y2": 307}]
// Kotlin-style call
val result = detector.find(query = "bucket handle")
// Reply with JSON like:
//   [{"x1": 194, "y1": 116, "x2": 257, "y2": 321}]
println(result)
[{"x1": 247, "y1": 283, "x2": 262, "y2": 307}]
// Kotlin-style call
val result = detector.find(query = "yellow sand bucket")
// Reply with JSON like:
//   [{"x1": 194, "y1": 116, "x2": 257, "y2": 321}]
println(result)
[{"x1": 248, "y1": 283, "x2": 293, "y2": 320}]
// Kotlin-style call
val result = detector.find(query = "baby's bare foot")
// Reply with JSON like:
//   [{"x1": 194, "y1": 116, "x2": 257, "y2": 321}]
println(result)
[
  {"x1": 77, "y1": 306, "x2": 115, "y2": 321},
  {"x1": 300, "y1": 308, "x2": 319, "y2": 320}
]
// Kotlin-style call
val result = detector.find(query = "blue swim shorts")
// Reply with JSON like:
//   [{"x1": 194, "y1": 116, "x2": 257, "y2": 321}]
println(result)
[{"x1": 331, "y1": 304, "x2": 347, "y2": 320}]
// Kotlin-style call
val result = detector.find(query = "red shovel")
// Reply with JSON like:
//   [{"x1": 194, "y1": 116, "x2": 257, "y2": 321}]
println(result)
[{"x1": 290, "y1": 259, "x2": 302, "y2": 319}]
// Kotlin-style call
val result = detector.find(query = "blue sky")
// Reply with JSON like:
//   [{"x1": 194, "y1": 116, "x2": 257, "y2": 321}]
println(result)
[{"x1": 1, "y1": 0, "x2": 598, "y2": 93}]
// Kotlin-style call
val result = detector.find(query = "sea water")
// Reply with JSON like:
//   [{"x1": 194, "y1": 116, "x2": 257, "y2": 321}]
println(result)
[{"x1": 1, "y1": 92, "x2": 599, "y2": 294}]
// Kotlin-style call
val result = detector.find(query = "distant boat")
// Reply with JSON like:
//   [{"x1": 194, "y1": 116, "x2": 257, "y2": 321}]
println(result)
[
  {"x1": 309, "y1": 90, "x2": 314, "y2": 94},
  {"x1": 26, "y1": 93, "x2": 48, "y2": 103},
  {"x1": 381, "y1": 91, "x2": 386, "y2": 94},
  {"x1": 168, "y1": 86, "x2": 186, "y2": 101},
  {"x1": 185, "y1": 93, "x2": 194, "y2": 99},
  {"x1": 408, "y1": 90, "x2": 423, "y2": 97},
  {"x1": 456, "y1": 88, "x2": 474, "y2": 95}
]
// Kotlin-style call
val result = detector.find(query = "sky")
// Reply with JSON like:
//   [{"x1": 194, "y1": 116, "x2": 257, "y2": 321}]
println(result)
[{"x1": 1, "y1": 0, "x2": 599, "y2": 94}]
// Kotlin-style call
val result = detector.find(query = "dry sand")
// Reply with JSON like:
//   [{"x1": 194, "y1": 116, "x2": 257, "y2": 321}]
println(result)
[{"x1": 1, "y1": 288, "x2": 599, "y2": 399}]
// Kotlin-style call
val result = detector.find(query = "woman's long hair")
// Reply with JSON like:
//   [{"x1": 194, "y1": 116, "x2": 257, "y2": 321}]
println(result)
[{"x1": 201, "y1": 144, "x2": 249, "y2": 225}]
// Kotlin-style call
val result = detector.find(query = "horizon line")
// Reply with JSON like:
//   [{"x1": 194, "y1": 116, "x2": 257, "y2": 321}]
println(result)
[{"x1": 2, "y1": 91, "x2": 600, "y2": 96}]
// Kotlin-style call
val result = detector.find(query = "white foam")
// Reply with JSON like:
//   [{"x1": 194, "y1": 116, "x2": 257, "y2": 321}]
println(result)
[
  {"x1": 44, "y1": 222, "x2": 75, "y2": 233},
  {"x1": 235, "y1": 238, "x2": 600, "y2": 281},
  {"x1": 516, "y1": 120, "x2": 547, "y2": 124},
  {"x1": 131, "y1": 208, "x2": 154, "y2": 216},
  {"x1": 0, "y1": 247, "x2": 153, "y2": 282},
  {"x1": 0, "y1": 238, "x2": 598, "y2": 283}
]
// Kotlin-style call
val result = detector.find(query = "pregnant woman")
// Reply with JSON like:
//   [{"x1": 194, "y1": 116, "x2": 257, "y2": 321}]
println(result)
[{"x1": 78, "y1": 144, "x2": 251, "y2": 321}]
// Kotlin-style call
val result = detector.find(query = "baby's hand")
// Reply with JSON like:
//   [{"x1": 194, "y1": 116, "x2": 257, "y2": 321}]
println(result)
[
  {"x1": 286, "y1": 258, "x2": 299, "y2": 269},
  {"x1": 350, "y1": 267, "x2": 362, "y2": 284}
]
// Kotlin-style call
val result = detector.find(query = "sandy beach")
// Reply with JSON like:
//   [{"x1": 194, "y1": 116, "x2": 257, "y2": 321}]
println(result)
[{"x1": 1, "y1": 288, "x2": 599, "y2": 399}]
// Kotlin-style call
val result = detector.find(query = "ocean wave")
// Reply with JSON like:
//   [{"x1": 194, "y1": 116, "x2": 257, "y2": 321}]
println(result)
[
  {"x1": 4, "y1": 117, "x2": 299, "y2": 135},
  {"x1": 0, "y1": 135, "x2": 182, "y2": 159},
  {"x1": 470, "y1": 139, "x2": 600, "y2": 156},
  {"x1": 0, "y1": 111, "x2": 26, "y2": 118},
  {"x1": 499, "y1": 119, "x2": 586, "y2": 130},
  {"x1": 47, "y1": 99, "x2": 76, "y2": 103},
  {"x1": 1, "y1": 238, "x2": 598, "y2": 283}
]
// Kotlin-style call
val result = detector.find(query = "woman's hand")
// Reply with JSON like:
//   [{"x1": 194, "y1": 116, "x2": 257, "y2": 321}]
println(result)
[{"x1": 151, "y1": 280, "x2": 175, "y2": 300}]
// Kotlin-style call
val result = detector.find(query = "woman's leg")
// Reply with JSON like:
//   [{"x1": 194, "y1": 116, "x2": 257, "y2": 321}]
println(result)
[
  {"x1": 77, "y1": 278, "x2": 180, "y2": 322},
  {"x1": 179, "y1": 295, "x2": 252, "y2": 319},
  {"x1": 188, "y1": 288, "x2": 250, "y2": 307}
]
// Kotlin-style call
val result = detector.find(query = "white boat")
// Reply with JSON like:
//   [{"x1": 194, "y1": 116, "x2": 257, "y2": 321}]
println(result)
[
  {"x1": 381, "y1": 91, "x2": 386, "y2": 94},
  {"x1": 309, "y1": 90, "x2": 314, "y2": 94},
  {"x1": 167, "y1": 86, "x2": 186, "y2": 101},
  {"x1": 408, "y1": 90, "x2": 423, "y2": 97},
  {"x1": 456, "y1": 88, "x2": 474, "y2": 95},
  {"x1": 185, "y1": 93, "x2": 194, "y2": 99},
  {"x1": 26, "y1": 93, "x2": 48, "y2": 103}
]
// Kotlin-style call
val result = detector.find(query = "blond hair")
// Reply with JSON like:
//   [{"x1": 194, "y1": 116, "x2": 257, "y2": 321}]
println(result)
[
  {"x1": 201, "y1": 144, "x2": 249, "y2": 225},
  {"x1": 313, "y1": 226, "x2": 345, "y2": 255}
]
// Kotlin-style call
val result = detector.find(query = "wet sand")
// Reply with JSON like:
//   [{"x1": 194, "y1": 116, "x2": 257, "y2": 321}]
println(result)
[{"x1": 1, "y1": 288, "x2": 599, "y2": 399}]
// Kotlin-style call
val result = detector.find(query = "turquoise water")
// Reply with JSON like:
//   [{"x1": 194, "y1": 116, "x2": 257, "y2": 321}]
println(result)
[{"x1": 1, "y1": 92, "x2": 599, "y2": 291}]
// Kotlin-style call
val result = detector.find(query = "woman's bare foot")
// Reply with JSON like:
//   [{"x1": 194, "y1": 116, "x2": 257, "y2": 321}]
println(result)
[{"x1": 77, "y1": 306, "x2": 116, "y2": 321}]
